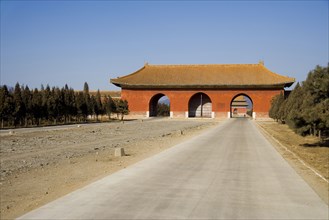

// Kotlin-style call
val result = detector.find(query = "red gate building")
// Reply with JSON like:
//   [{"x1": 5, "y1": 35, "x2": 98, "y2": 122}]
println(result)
[{"x1": 110, "y1": 62, "x2": 294, "y2": 119}]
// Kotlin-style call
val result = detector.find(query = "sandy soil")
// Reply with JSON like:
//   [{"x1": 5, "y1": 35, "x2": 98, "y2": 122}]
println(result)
[
  {"x1": 0, "y1": 118, "x2": 219, "y2": 220},
  {"x1": 1, "y1": 119, "x2": 327, "y2": 219},
  {"x1": 257, "y1": 120, "x2": 329, "y2": 205}
]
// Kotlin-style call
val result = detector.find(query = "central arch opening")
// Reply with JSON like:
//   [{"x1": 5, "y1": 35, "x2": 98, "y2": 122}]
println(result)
[
  {"x1": 230, "y1": 94, "x2": 253, "y2": 118},
  {"x1": 188, "y1": 93, "x2": 212, "y2": 118},
  {"x1": 149, "y1": 94, "x2": 170, "y2": 117}
]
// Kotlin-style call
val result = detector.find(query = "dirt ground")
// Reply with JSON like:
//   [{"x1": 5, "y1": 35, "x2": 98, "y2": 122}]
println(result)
[
  {"x1": 257, "y1": 120, "x2": 329, "y2": 205},
  {"x1": 1, "y1": 119, "x2": 328, "y2": 219},
  {"x1": 0, "y1": 119, "x2": 219, "y2": 220}
]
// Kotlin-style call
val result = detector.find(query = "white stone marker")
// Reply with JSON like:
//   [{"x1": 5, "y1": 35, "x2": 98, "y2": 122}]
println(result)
[{"x1": 115, "y1": 148, "x2": 125, "y2": 157}]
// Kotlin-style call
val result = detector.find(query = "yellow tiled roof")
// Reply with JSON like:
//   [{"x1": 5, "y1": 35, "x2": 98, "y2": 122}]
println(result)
[
  {"x1": 232, "y1": 96, "x2": 249, "y2": 107},
  {"x1": 233, "y1": 95, "x2": 246, "y2": 102},
  {"x1": 110, "y1": 63, "x2": 295, "y2": 89}
]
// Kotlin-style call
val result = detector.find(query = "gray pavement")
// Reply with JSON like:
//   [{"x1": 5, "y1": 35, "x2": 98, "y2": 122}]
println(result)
[{"x1": 18, "y1": 119, "x2": 328, "y2": 219}]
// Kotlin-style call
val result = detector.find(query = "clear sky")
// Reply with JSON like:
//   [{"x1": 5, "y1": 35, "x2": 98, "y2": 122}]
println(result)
[{"x1": 1, "y1": 0, "x2": 328, "y2": 91}]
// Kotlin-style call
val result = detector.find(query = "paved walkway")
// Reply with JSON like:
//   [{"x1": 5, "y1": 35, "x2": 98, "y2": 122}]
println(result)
[{"x1": 18, "y1": 119, "x2": 328, "y2": 219}]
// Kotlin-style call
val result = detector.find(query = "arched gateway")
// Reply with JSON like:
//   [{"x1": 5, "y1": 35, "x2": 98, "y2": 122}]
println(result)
[
  {"x1": 110, "y1": 62, "x2": 295, "y2": 119},
  {"x1": 230, "y1": 94, "x2": 253, "y2": 118},
  {"x1": 188, "y1": 93, "x2": 212, "y2": 118},
  {"x1": 149, "y1": 94, "x2": 170, "y2": 117}
]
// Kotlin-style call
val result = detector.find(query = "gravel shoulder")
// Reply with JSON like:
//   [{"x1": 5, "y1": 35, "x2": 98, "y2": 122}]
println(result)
[
  {"x1": 256, "y1": 120, "x2": 329, "y2": 205},
  {"x1": 0, "y1": 118, "x2": 219, "y2": 220}
]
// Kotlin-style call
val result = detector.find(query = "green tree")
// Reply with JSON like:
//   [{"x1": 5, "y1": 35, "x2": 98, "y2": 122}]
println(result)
[
  {"x1": 0, "y1": 85, "x2": 14, "y2": 127},
  {"x1": 284, "y1": 83, "x2": 306, "y2": 132},
  {"x1": 53, "y1": 87, "x2": 64, "y2": 124},
  {"x1": 76, "y1": 91, "x2": 88, "y2": 121},
  {"x1": 90, "y1": 95, "x2": 97, "y2": 120},
  {"x1": 13, "y1": 83, "x2": 25, "y2": 126},
  {"x1": 94, "y1": 90, "x2": 103, "y2": 121},
  {"x1": 68, "y1": 87, "x2": 77, "y2": 121},
  {"x1": 300, "y1": 65, "x2": 329, "y2": 137},
  {"x1": 22, "y1": 85, "x2": 32, "y2": 126},
  {"x1": 32, "y1": 88, "x2": 43, "y2": 125},
  {"x1": 62, "y1": 85, "x2": 76, "y2": 123},
  {"x1": 103, "y1": 95, "x2": 116, "y2": 119},
  {"x1": 42, "y1": 85, "x2": 51, "y2": 122},
  {"x1": 83, "y1": 82, "x2": 91, "y2": 117},
  {"x1": 47, "y1": 87, "x2": 57, "y2": 124},
  {"x1": 269, "y1": 92, "x2": 284, "y2": 122},
  {"x1": 270, "y1": 64, "x2": 329, "y2": 138},
  {"x1": 114, "y1": 99, "x2": 129, "y2": 121}
]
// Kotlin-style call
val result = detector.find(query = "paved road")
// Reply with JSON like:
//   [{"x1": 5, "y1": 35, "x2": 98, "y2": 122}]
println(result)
[{"x1": 18, "y1": 119, "x2": 328, "y2": 219}]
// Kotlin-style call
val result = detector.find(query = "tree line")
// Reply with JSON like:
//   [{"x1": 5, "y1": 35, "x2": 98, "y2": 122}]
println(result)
[
  {"x1": 0, "y1": 82, "x2": 129, "y2": 128},
  {"x1": 269, "y1": 64, "x2": 329, "y2": 138}
]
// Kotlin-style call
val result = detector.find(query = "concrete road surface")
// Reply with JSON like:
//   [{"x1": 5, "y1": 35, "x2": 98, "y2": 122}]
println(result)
[{"x1": 18, "y1": 119, "x2": 328, "y2": 219}]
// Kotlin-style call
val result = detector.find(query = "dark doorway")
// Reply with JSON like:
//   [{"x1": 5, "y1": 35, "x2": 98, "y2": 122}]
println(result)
[
  {"x1": 188, "y1": 93, "x2": 212, "y2": 118},
  {"x1": 149, "y1": 94, "x2": 170, "y2": 117}
]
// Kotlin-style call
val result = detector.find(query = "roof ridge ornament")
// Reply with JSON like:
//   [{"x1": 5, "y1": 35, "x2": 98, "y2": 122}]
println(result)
[
  {"x1": 259, "y1": 60, "x2": 264, "y2": 65},
  {"x1": 144, "y1": 61, "x2": 149, "y2": 66}
]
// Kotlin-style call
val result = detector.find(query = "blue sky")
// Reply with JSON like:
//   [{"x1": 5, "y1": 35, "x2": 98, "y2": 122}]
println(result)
[{"x1": 1, "y1": 1, "x2": 328, "y2": 91}]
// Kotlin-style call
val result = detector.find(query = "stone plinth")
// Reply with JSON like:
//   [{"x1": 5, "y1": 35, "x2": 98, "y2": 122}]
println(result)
[{"x1": 115, "y1": 148, "x2": 125, "y2": 157}]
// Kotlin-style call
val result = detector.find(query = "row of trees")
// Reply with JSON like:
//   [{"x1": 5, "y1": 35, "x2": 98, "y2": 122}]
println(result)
[
  {"x1": 0, "y1": 82, "x2": 129, "y2": 128},
  {"x1": 269, "y1": 64, "x2": 329, "y2": 138}
]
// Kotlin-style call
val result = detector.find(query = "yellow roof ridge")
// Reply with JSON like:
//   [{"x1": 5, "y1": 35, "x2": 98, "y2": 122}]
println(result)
[{"x1": 146, "y1": 63, "x2": 261, "y2": 67}]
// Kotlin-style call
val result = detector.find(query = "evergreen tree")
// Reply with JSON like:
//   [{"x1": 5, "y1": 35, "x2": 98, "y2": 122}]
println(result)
[
  {"x1": 42, "y1": 85, "x2": 51, "y2": 121},
  {"x1": 269, "y1": 92, "x2": 284, "y2": 122},
  {"x1": 83, "y1": 82, "x2": 91, "y2": 116},
  {"x1": 83, "y1": 82, "x2": 89, "y2": 94},
  {"x1": 90, "y1": 95, "x2": 97, "y2": 120},
  {"x1": 278, "y1": 99, "x2": 287, "y2": 123},
  {"x1": 114, "y1": 99, "x2": 129, "y2": 121},
  {"x1": 68, "y1": 88, "x2": 77, "y2": 121},
  {"x1": 300, "y1": 65, "x2": 329, "y2": 137},
  {"x1": 22, "y1": 85, "x2": 32, "y2": 126},
  {"x1": 269, "y1": 64, "x2": 329, "y2": 138},
  {"x1": 62, "y1": 85, "x2": 77, "y2": 123},
  {"x1": 94, "y1": 90, "x2": 103, "y2": 121},
  {"x1": 32, "y1": 88, "x2": 43, "y2": 125},
  {"x1": 53, "y1": 87, "x2": 64, "y2": 124},
  {"x1": 284, "y1": 83, "x2": 306, "y2": 132},
  {"x1": 47, "y1": 87, "x2": 57, "y2": 124},
  {"x1": 0, "y1": 85, "x2": 14, "y2": 127},
  {"x1": 76, "y1": 91, "x2": 88, "y2": 121},
  {"x1": 104, "y1": 95, "x2": 116, "y2": 119},
  {"x1": 62, "y1": 86, "x2": 69, "y2": 123},
  {"x1": 13, "y1": 83, "x2": 25, "y2": 126},
  {"x1": 0, "y1": 82, "x2": 102, "y2": 127}
]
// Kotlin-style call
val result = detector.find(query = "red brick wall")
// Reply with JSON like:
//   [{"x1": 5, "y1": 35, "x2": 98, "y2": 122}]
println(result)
[{"x1": 121, "y1": 89, "x2": 282, "y2": 119}]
